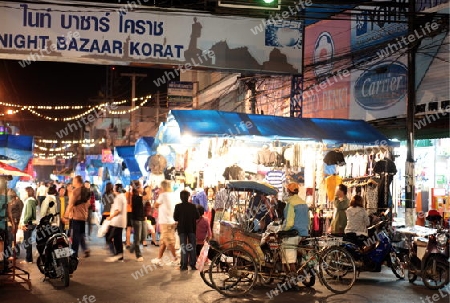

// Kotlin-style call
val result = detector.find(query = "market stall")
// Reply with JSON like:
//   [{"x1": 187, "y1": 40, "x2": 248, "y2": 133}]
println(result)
[
  {"x1": 115, "y1": 146, "x2": 142, "y2": 186},
  {"x1": 152, "y1": 110, "x2": 399, "y2": 235},
  {"x1": 134, "y1": 136, "x2": 155, "y2": 177}
]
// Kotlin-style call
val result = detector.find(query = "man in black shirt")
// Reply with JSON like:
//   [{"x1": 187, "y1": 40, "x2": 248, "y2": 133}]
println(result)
[
  {"x1": 130, "y1": 180, "x2": 146, "y2": 262},
  {"x1": 174, "y1": 190, "x2": 199, "y2": 270}
]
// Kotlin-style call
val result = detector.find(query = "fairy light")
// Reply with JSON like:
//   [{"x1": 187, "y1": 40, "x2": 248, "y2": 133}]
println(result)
[{"x1": 0, "y1": 95, "x2": 151, "y2": 121}]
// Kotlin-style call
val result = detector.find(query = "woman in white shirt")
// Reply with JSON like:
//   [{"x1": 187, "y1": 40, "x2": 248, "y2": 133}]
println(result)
[
  {"x1": 344, "y1": 195, "x2": 370, "y2": 247},
  {"x1": 105, "y1": 184, "x2": 128, "y2": 262}
]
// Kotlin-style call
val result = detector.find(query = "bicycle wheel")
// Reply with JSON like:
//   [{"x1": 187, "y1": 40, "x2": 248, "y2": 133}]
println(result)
[
  {"x1": 209, "y1": 247, "x2": 258, "y2": 297},
  {"x1": 319, "y1": 246, "x2": 356, "y2": 294}
]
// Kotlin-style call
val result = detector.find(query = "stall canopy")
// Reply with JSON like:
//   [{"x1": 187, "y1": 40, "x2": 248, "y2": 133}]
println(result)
[
  {"x1": 115, "y1": 146, "x2": 142, "y2": 181},
  {"x1": 167, "y1": 110, "x2": 398, "y2": 146},
  {"x1": 134, "y1": 137, "x2": 155, "y2": 176},
  {"x1": 0, "y1": 135, "x2": 34, "y2": 188}
]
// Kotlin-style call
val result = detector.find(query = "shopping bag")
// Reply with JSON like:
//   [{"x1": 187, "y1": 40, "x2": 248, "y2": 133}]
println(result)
[
  {"x1": 195, "y1": 241, "x2": 210, "y2": 272},
  {"x1": 91, "y1": 213, "x2": 100, "y2": 226},
  {"x1": 146, "y1": 220, "x2": 155, "y2": 234},
  {"x1": 16, "y1": 229, "x2": 24, "y2": 243},
  {"x1": 97, "y1": 219, "x2": 111, "y2": 238}
]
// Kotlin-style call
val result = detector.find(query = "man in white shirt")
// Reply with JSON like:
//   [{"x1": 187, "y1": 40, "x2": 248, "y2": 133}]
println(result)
[
  {"x1": 105, "y1": 184, "x2": 128, "y2": 262},
  {"x1": 151, "y1": 180, "x2": 180, "y2": 266},
  {"x1": 36, "y1": 182, "x2": 47, "y2": 207}
]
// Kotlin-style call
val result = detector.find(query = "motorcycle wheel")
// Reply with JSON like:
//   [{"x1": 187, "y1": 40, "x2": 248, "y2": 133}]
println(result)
[
  {"x1": 61, "y1": 259, "x2": 70, "y2": 287},
  {"x1": 407, "y1": 270, "x2": 417, "y2": 283},
  {"x1": 423, "y1": 258, "x2": 449, "y2": 290},
  {"x1": 36, "y1": 256, "x2": 45, "y2": 275},
  {"x1": 389, "y1": 252, "x2": 405, "y2": 279}
]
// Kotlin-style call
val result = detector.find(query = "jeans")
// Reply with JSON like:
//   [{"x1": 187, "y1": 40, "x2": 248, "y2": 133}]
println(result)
[
  {"x1": 87, "y1": 209, "x2": 93, "y2": 237},
  {"x1": 107, "y1": 226, "x2": 124, "y2": 256},
  {"x1": 132, "y1": 220, "x2": 146, "y2": 258},
  {"x1": 71, "y1": 220, "x2": 88, "y2": 258},
  {"x1": 178, "y1": 233, "x2": 196, "y2": 269},
  {"x1": 23, "y1": 224, "x2": 36, "y2": 262}
]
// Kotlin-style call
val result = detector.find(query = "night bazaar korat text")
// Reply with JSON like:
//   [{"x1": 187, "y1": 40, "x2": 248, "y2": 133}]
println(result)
[{"x1": 0, "y1": 4, "x2": 185, "y2": 59}]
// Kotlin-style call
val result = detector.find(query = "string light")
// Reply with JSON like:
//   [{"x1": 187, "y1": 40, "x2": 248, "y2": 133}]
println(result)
[
  {"x1": 35, "y1": 138, "x2": 105, "y2": 145},
  {"x1": 0, "y1": 96, "x2": 150, "y2": 120},
  {"x1": 0, "y1": 98, "x2": 133, "y2": 109}
]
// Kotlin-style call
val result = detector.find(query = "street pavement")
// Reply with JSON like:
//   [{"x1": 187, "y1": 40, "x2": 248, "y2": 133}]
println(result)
[{"x1": 0, "y1": 225, "x2": 449, "y2": 303}]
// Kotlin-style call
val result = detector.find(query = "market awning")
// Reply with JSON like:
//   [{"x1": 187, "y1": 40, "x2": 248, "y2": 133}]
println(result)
[
  {"x1": 115, "y1": 146, "x2": 142, "y2": 180},
  {"x1": 135, "y1": 137, "x2": 155, "y2": 156},
  {"x1": 168, "y1": 110, "x2": 398, "y2": 146}
]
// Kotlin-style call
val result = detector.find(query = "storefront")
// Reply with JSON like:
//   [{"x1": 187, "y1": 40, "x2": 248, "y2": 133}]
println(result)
[
  {"x1": 149, "y1": 110, "x2": 399, "y2": 233},
  {"x1": 393, "y1": 138, "x2": 450, "y2": 225}
]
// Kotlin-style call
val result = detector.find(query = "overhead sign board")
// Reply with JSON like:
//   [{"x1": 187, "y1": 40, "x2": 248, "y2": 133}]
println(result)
[{"x1": 0, "y1": 1, "x2": 302, "y2": 74}]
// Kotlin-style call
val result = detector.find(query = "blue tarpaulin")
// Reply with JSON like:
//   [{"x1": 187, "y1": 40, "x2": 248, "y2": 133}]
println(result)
[
  {"x1": 0, "y1": 135, "x2": 33, "y2": 229},
  {"x1": 167, "y1": 110, "x2": 398, "y2": 146},
  {"x1": 135, "y1": 137, "x2": 155, "y2": 176},
  {"x1": 115, "y1": 146, "x2": 142, "y2": 181}
]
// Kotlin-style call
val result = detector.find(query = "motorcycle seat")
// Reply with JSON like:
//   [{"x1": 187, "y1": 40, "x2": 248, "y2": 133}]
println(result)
[{"x1": 361, "y1": 243, "x2": 377, "y2": 254}]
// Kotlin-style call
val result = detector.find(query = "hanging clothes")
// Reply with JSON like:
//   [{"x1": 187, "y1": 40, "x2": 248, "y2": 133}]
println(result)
[
  {"x1": 365, "y1": 182, "x2": 378, "y2": 215},
  {"x1": 148, "y1": 154, "x2": 167, "y2": 175},
  {"x1": 192, "y1": 190, "x2": 208, "y2": 212},
  {"x1": 265, "y1": 170, "x2": 286, "y2": 197},
  {"x1": 323, "y1": 151, "x2": 346, "y2": 166},
  {"x1": 222, "y1": 165, "x2": 245, "y2": 180},
  {"x1": 326, "y1": 175, "x2": 343, "y2": 202},
  {"x1": 373, "y1": 158, "x2": 397, "y2": 209}
]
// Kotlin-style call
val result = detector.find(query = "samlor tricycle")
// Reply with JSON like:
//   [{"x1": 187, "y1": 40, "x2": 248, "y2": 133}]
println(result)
[{"x1": 199, "y1": 180, "x2": 356, "y2": 297}]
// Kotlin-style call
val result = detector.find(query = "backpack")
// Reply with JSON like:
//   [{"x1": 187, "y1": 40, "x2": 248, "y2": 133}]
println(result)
[{"x1": 74, "y1": 186, "x2": 91, "y2": 206}]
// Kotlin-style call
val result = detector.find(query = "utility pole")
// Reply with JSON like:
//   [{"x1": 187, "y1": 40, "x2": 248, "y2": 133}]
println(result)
[
  {"x1": 246, "y1": 78, "x2": 257, "y2": 114},
  {"x1": 405, "y1": 0, "x2": 417, "y2": 227},
  {"x1": 121, "y1": 73, "x2": 147, "y2": 143},
  {"x1": 156, "y1": 91, "x2": 160, "y2": 124}
]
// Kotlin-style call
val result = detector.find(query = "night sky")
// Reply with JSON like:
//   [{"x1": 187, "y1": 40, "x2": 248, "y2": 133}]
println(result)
[{"x1": 0, "y1": 59, "x2": 175, "y2": 138}]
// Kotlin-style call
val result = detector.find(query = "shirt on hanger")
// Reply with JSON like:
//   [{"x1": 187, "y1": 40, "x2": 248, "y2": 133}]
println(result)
[{"x1": 325, "y1": 175, "x2": 343, "y2": 202}]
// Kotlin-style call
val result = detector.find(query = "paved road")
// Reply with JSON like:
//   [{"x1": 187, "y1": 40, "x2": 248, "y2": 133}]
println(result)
[{"x1": 1, "y1": 227, "x2": 449, "y2": 303}]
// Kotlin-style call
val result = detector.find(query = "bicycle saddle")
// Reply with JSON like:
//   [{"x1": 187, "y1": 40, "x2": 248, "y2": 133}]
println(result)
[{"x1": 277, "y1": 229, "x2": 299, "y2": 238}]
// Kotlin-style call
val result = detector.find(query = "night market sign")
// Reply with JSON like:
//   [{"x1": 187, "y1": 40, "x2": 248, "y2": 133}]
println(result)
[{"x1": 0, "y1": 2, "x2": 303, "y2": 74}]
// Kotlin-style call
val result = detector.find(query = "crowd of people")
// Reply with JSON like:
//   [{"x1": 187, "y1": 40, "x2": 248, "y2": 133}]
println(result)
[
  {"x1": 4, "y1": 175, "x2": 372, "y2": 273},
  {"x1": 4, "y1": 176, "x2": 214, "y2": 272}
]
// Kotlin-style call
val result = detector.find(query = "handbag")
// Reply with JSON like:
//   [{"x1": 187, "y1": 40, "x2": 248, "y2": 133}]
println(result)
[
  {"x1": 16, "y1": 229, "x2": 24, "y2": 243},
  {"x1": 146, "y1": 220, "x2": 155, "y2": 234},
  {"x1": 97, "y1": 219, "x2": 111, "y2": 238},
  {"x1": 196, "y1": 241, "x2": 210, "y2": 271}
]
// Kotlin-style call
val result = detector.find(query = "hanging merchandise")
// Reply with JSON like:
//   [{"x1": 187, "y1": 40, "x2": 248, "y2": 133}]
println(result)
[
  {"x1": 147, "y1": 154, "x2": 167, "y2": 175},
  {"x1": 257, "y1": 145, "x2": 277, "y2": 166},
  {"x1": 323, "y1": 150, "x2": 346, "y2": 166},
  {"x1": 265, "y1": 170, "x2": 286, "y2": 195},
  {"x1": 192, "y1": 189, "x2": 208, "y2": 212},
  {"x1": 373, "y1": 158, "x2": 397, "y2": 210},
  {"x1": 222, "y1": 164, "x2": 245, "y2": 181},
  {"x1": 326, "y1": 174, "x2": 343, "y2": 202},
  {"x1": 365, "y1": 180, "x2": 379, "y2": 215}
]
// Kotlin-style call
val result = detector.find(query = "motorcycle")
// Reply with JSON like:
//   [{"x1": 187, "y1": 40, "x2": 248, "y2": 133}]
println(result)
[
  {"x1": 399, "y1": 226, "x2": 449, "y2": 290},
  {"x1": 36, "y1": 202, "x2": 78, "y2": 287},
  {"x1": 341, "y1": 220, "x2": 405, "y2": 279}
]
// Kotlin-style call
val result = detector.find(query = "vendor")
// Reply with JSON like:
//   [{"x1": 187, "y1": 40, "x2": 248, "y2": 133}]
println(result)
[{"x1": 281, "y1": 182, "x2": 310, "y2": 273}]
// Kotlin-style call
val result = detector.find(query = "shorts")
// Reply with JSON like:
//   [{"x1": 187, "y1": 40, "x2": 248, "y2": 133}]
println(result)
[
  {"x1": 160, "y1": 224, "x2": 176, "y2": 246},
  {"x1": 127, "y1": 212, "x2": 133, "y2": 227},
  {"x1": 282, "y1": 236, "x2": 300, "y2": 264}
]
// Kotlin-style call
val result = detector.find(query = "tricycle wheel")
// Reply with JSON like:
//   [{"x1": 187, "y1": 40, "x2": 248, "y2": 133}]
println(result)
[{"x1": 209, "y1": 247, "x2": 258, "y2": 297}]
